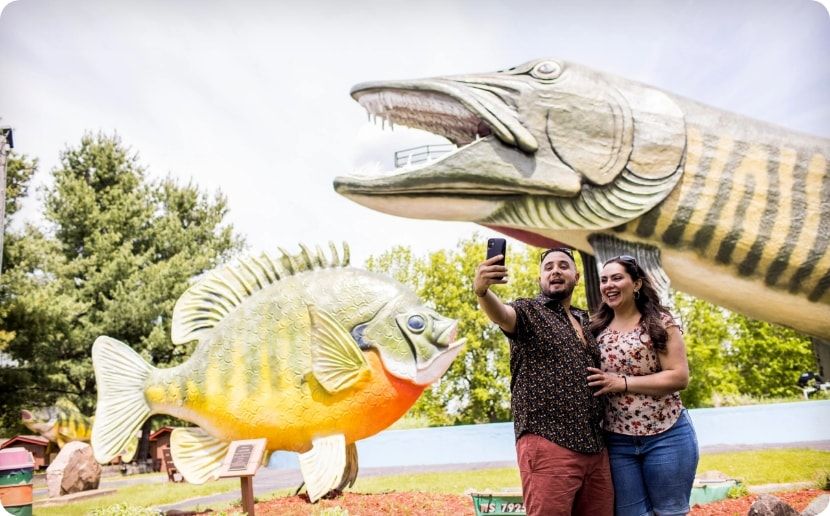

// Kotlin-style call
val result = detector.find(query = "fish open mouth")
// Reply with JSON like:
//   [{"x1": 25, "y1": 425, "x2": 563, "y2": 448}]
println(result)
[
  {"x1": 333, "y1": 76, "x2": 577, "y2": 202},
  {"x1": 413, "y1": 335, "x2": 466, "y2": 386}
]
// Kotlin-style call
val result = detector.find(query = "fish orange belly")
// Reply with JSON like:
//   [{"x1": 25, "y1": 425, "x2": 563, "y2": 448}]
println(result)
[{"x1": 160, "y1": 350, "x2": 424, "y2": 452}]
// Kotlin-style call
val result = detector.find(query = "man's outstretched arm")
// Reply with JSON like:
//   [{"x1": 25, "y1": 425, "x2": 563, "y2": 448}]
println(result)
[{"x1": 474, "y1": 254, "x2": 517, "y2": 334}]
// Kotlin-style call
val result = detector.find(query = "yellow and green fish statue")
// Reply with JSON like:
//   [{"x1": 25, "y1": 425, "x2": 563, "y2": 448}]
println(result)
[
  {"x1": 22, "y1": 399, "x2": 141, "y2": 463},
  {"x1": 91, "y1": 243, "x2": 465, "y2": 501},
  {"x1": 21, "y1": 399, "x2": 92, "y2": 448}
]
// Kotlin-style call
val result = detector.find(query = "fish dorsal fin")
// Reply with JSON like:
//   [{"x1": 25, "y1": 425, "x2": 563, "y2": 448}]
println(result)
[
  {"x1": 588, "y1": 233, "x2": 671, "y2": 303},
  {"x1": 55, "y1": 398, "x2": 81, "y2": 413},
  {"x1": 169, "y1": 427, "x2": 230, "y2": 484},
  {"x1": 299, "y1": 434, "x2": 348, "y2": 502},
  {"x1": 172, "y1": 242, "x2": 350, "y2": 345},
  {"x1": 308, "y1": 304, "x2": 369, "y2": 394}
]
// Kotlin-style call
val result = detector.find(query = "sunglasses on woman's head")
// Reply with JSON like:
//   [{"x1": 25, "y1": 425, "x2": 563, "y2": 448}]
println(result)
[
  {"x1": 606, "y1": 255, "x2": 637, "y2": 266},
  {"x1": 540, "y1": 247, "x2": 575, "y2": 263}
]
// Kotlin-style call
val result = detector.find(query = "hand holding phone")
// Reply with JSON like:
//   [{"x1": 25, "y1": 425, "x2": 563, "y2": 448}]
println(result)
[
  {"x1": 486, "y1": 238, "x2": 507, "y2": 275},
  {"x1": 474, "y1": 238, "x2": 508, "y2": 297}
]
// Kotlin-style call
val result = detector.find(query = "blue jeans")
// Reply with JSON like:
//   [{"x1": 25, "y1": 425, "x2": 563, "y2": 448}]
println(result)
[{"x1": 606, "y1": 410, "x2": 699, "y2": 516}]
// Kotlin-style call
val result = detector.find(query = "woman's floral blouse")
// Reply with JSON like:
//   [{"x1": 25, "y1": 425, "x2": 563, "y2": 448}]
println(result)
[{"x1": 597, "y1": 313, "x2": 684, "y2": 435}]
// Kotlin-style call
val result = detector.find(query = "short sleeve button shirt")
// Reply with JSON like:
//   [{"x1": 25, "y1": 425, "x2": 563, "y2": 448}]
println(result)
[{"x1": 505, "y1": 294, "x2": 606, "y2": 454}]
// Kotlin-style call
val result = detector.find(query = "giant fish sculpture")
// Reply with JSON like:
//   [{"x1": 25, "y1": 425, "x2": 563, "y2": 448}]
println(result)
[
  {"x1": 91, "y1": 244, "x2": 465, "y2": 501},
  {"x1": 334, "y1": 58, "x2": 830, "y2": 340},
  {"x1": 21, "y1": 399, "x2": 92, "y2": 448}
]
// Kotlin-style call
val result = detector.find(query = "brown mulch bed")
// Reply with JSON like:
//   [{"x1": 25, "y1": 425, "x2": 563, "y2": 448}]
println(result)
[
  {"x1": 225, "y1": 492, "x2": 475, "y2": 515},
  {"x1": 690, "y1": 488, "x2": 828, "y2": 515},
  {"x1": 202, "y1": 488, "x2": 828, "y2": 515}
]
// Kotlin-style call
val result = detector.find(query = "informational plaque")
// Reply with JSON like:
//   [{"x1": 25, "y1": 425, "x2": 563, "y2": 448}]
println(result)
[{"x1": 218, "y1": 438, "x2": 267, "y2": 478}]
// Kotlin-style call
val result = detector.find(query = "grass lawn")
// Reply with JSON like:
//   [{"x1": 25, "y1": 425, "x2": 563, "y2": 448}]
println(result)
[
  {"x1": 35, "y1": 478, "x2": 239, "y2": 516},
  {"x1": 36, "y1": 448, "x2": 830, "y2": 514},
  {"x1": 697, "y1": 448, "x2": 830, "y2": 485},
  {"x1": 338, "y1": 449, "x2": 830, "y2": 495}
]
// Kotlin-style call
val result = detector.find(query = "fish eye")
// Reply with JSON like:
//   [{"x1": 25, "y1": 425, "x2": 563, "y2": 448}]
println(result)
[
  {"x1": 407, "y1": 315, "x2": 426, "y2": 333},
  {"x1": 530, "y1": 61, "x2": 562, "y2": 80}
]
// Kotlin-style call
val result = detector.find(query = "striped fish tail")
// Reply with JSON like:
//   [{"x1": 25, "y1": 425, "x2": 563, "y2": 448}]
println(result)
[{"x1": 91, "y1": 336, "x2": 153, "y2": 464}]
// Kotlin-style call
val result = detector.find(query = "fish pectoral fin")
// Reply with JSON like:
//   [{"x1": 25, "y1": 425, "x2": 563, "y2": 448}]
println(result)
[
  {"x1": 588, "y1": 234, "x2": 672, "y2": 301},
  {"x1": 299, "y1": 434, "x2": 349, "y2": 503},
  {"x1": 170, "y1": 427, "x2": 230, "y2": 484},
  {"x1": 307, "y1": 304, "x2": 369, "y2": 394}
]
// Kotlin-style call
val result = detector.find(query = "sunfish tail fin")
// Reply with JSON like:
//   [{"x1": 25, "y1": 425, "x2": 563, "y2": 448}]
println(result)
[
  {"x1": 91, "y1": 336, "x2": 153, "y2": 464},
  {"x1": 170, "y1": 427, "x2": 229, "y2": 484}
]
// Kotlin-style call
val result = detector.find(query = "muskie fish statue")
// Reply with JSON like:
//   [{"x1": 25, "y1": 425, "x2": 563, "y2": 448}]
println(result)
[
  {"x1": 91, "y1": 243, "x2": 465, "y2": 501},
  {"x1": 21, "y1": 399, "x2": 92, "y2": 448},
  {"x1": 335, "y1": 58, "x2": 830, "y2": 340}
]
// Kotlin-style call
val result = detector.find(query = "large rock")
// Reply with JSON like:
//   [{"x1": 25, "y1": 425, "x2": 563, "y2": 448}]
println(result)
[
  {"x1": 748, "y1": 494, "x2": 799, "y2": 516},
  {"x1": 45, "y1": 441, "x2": 102, "y2": 497}
]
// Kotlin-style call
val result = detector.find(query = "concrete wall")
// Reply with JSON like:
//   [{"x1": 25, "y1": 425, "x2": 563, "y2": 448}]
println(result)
[{"x1": 268, "y1": 400, "x2": 830, "y2": 469}]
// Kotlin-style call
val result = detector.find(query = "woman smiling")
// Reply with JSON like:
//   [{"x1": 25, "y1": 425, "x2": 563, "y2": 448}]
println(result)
[{"x1": 586, "y1": 255, "x2": 699, "y2": 516}]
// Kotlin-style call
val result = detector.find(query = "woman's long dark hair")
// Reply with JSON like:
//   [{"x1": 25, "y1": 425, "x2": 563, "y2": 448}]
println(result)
[{"x1": 588, "y1": 257, "x2": 672, "y2": 351}]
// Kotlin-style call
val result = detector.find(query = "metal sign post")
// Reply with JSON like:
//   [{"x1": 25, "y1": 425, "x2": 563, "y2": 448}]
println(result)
[
  {"x1": 217, "y1": 438, "x2": 267, "y2": 515},
  {"x1": 0, "y1": 127, "x2": 13, "y2": 275}
]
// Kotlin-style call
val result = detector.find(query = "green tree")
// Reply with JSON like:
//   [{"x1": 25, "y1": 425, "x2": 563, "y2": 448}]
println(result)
[
  {"x1": 728, "y1": 314, "x2": 814, "y2": 398},
  {"x1": 3, "y1": 152, "x2": 37, "y2": 227},
  {"x1": 673, "y1": 292, "x2": 739, "y2": 407},
  {"x1": 0, "y1": 133, "x2": 244, "y2": 434}
]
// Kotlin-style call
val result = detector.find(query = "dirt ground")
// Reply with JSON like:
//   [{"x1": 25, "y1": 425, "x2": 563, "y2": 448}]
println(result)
[{"x1": 202, "y1": 488, "x2": 828, "y2": 515}]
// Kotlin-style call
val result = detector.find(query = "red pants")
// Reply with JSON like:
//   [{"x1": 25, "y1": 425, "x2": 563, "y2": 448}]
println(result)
[{"x1": 516, "y1": 434, "x2": 614, "y2": 516}]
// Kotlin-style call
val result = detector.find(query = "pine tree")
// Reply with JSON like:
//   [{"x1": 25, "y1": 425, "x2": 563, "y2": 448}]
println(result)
[{"x1": 0, "y1": 133, "x2": 244, "y2": 434}]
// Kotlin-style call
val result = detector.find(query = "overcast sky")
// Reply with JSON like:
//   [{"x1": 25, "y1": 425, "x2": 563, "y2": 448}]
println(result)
[{"x1": 1, "y1": 0, "x2": 828, "y2": 265}]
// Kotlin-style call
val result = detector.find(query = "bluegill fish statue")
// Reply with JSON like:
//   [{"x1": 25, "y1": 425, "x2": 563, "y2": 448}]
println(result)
[{"x1": 91, "y1": 243, "x2": 465, "y2": 501}]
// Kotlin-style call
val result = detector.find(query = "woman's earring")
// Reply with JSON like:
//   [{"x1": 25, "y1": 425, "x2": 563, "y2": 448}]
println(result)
[{"x1": 634, "y1": 289, "x2": 640, "y2": 300}]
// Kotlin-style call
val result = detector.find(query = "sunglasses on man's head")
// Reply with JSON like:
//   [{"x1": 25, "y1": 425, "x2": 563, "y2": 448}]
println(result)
[
  {"x1": 540, "y1": 247, "x2": 575, "y2": 263},
  {"x1": 605, "y1": 255, "x2": 637, "y2": 266}
]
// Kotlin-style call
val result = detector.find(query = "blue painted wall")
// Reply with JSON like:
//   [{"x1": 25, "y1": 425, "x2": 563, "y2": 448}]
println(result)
[{"x1": 268, "y1": 400, "x2": 830, "y2": 469}]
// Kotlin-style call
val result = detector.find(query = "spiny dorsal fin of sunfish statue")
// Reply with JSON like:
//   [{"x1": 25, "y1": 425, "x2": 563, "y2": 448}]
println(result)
[
  {"x1": 91, "y1": 243, "x2": 465, "y2": 502},
  {"x1": 334, "y1": 58, "x2": 830, "y2": 340}
]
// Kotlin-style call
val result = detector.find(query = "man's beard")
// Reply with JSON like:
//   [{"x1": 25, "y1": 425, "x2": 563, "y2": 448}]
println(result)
[{"x1": 542, "y1": 282, "x2": 575, "y2": 301}]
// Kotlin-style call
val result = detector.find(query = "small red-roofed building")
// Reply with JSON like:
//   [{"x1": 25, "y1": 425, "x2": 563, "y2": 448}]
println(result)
[
  {"x1": 149, "y1": 427, "x2": 174, "y2": 472},
  {"x1": 0, "y1": 435, "x2": 50, "y2": 469}
]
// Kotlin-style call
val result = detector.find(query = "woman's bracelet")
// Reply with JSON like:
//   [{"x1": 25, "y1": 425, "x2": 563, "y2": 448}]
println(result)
[{"x1": 620, "y1": 375, "x2": 628, "y2": 393}]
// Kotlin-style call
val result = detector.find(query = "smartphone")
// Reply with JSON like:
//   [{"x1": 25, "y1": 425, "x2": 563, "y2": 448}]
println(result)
[{"x1": 486, "y1": 238, "x2": 507, "y2": 279}]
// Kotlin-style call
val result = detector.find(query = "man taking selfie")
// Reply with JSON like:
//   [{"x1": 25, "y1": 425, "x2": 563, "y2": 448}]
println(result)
[{"x1": 474, "y1": 245, "x2": 612, "y2": 516}]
